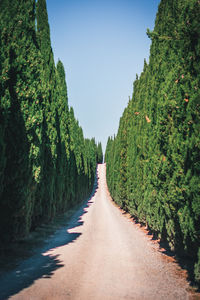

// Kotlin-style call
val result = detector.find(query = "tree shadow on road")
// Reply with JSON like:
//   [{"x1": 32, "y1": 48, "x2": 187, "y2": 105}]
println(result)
[{"x1": 0, "y1": 173, "x2": 99, "y2": 300}]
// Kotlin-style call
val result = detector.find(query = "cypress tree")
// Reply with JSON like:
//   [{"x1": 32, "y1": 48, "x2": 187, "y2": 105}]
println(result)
[
  {"x1": 96, "y1": 142, "x2": 103, "y2": 164},
  {"x1": 0, "y1": 0, "x2": 38, "y2": 240},
  {"x1": 34, "y1": 0, "x2": 58, "y2": 222}
]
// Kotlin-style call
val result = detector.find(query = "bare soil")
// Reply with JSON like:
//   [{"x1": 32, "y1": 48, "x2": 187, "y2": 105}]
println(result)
[{"x1": 0, "y1": 164, "x2": 199, "y2": 300}]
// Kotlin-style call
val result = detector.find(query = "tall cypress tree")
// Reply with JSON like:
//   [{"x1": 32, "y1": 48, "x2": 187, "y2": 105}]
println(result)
[
  {"x1": 0, "y1": 0, "x2": 38, "y2": 240},
  {"x1": 54, "y1": 60, "x2": 70, "y2": 212},
  {"x1": 35, "y1": 0, "x2": 58, "y2": 221}
]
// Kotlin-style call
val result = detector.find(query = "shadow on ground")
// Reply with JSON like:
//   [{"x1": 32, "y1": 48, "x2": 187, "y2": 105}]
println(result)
[{"x1": 0, "y1": 174, "x2": 99, "y2": 300}]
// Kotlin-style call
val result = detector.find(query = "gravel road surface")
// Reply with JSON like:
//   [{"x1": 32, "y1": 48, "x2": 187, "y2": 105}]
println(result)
[{"x1": 0, "y1": 164, "x2": 196, "y2": 300}]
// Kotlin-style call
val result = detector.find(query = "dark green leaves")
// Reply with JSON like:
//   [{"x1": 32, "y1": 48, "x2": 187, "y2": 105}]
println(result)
[{"x1": 106, "y1": 0, "x2": 200, "y2": 286}]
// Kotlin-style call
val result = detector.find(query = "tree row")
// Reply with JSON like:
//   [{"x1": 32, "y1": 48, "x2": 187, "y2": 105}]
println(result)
[
  {"x1": 0, "y1": 0, "x2": 103, "y2": 243},
  {"x1": 105, "y1": 0, "x2": 200, "y2": 286}
]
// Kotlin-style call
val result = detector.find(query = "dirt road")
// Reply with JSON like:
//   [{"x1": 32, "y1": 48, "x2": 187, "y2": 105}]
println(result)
[{"x1": 0, "y1": 164, "x2": 195, "y2": 299}]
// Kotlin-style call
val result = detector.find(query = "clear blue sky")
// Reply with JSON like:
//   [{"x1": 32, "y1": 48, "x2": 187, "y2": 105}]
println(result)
[{"x1": 46, "y1": 0, "x2": 160, "y2": 152}]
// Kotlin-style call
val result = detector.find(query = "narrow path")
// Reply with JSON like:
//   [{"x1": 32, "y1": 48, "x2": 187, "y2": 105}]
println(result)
[{"x1": 0, "y1": 164, "x2": 195, "y2": 299}]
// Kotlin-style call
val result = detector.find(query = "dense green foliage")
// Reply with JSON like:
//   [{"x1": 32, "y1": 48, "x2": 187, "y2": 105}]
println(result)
[
  {"x1": 0, "y1": 0, "x2": 102, "y2": 242},
  {"x1": 105, "y1": 0, "x2": 200, "y2": 285}
]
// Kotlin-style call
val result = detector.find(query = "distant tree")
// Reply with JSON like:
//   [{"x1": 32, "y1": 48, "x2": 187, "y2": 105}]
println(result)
[{"x1": 96, "y1": 142, "x2": 103, "y2": 164}]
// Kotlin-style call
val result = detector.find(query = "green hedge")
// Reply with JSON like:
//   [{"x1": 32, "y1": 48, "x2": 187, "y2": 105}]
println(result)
[
  {"x1": 0, "y1": 0, "x2": 103, "y2": 242},
  {"x1": 105, "y1": 0, "x2": 200, "y2": 286}
]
